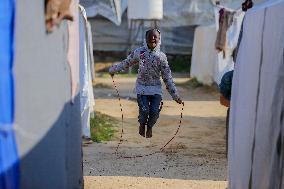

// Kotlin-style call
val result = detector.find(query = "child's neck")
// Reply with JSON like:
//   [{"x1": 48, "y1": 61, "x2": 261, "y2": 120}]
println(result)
[{"x1": 147, "y1": 44, "x2": 154, "y2": 51}]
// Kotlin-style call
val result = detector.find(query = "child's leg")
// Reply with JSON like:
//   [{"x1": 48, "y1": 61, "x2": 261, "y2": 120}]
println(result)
[
  {"x1": 137, "y1": 95, "x2": 150, "y2": 136},
  {"x1": 147, "y1": 94, "x2": 162, "y2": 128}
]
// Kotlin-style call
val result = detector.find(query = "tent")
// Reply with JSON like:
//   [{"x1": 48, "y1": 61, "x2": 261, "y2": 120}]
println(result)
[
  {"x1": 190, "y1": 25, "x2": 217, "y2": 85},
  {"x1": 79, "y1": 0, "x2": 266, "y2": 54},
  {"x1": 228, "y1": 1, "x2": 284, "y2": 188}
]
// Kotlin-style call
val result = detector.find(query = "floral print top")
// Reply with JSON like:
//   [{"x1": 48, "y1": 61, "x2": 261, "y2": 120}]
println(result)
[{"x1": 109, "y1": 42, "x2": 180, "y2": 100}]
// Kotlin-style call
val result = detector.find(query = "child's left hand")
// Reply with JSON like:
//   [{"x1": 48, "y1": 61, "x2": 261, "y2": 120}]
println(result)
[
  {"x1": 175, "y1": 98, "x2": 183, "y2": 104},
  {"x1": 109, "y1": 72, "x2": 114, "y2": 78}
]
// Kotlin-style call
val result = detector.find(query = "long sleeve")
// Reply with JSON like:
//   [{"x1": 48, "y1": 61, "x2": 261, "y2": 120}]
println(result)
[
  {"x1": 109, "y1": 50, "x2": 139, "y2": 74},
  {"x1": 160, "y1": 55, "x2": 180, "y2": 100}
]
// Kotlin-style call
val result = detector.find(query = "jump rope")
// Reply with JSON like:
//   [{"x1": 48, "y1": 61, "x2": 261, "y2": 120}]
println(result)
[{"x1": 111, "y1": 76, "x2": 185, "y2": 159}]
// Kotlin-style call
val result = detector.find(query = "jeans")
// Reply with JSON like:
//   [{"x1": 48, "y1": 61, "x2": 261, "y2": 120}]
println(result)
[{"x1": 137, "y1": 94, "x2": 162, "y2": 128}]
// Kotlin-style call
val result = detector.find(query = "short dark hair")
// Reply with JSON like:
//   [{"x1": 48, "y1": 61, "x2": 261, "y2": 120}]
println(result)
[{"x1": 145, "y1": 29, "x2": 161, "y2": 39}]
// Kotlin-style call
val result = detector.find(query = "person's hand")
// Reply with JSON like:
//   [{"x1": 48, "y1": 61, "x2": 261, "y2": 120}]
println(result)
[{"x1": 175, "y1": 98, "x2": 183, "y2": 104}]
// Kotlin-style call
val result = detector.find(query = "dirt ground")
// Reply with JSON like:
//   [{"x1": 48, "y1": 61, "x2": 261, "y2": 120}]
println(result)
[{"x1": 83, "y1": 75, "x2": 228, "y2": 189}]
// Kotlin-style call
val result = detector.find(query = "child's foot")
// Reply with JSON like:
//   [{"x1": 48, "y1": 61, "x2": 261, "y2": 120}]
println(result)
[
  {"x1": 139, "y1": 125, "x2": 145, "y2": 137},
  {"x1": 146, "y1": 127, "x2": 152, "y2": 138}
]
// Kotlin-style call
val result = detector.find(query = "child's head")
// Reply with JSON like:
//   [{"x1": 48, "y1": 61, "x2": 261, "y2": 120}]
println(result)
[{"x1": 145, "y1": 29, "x2": 160, "y2": 50}]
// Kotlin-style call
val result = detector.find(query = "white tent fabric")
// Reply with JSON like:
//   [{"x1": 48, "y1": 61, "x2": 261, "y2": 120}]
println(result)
[
  {"x1": 79, "y1": 5, "x2": 95, "y2": 138},
  {"x1": 80, "y1": 0, "x2": 127, "y2": 25},
  {"x1": 228, "y1": 1, "x2": 284, "y2": 188},
  {"x1": 190, "y1": 7, "x2": 244, "y2": 85},
  {"x1": 213, "y1": 6, "x2": 245, "y2": 84},
  {"x1": 80, "y1": 0, "x2": 266, "y2": 27},
  {"x1": 190, "y1": 25, "x2": 217, "y2": 85},
  {"x1": 79, "y1": 0, "x2": 266, "y2": 54}
]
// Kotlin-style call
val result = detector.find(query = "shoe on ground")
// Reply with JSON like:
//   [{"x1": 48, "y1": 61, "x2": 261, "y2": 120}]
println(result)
[
  {"x1": 139, "y1": 125, "x2": 145, "y2": 137},
  {"x1": 82, "y1": 137, "x2": 93, "y2": 145},
  {"x1": 146, "y1": 127, "x2": 152, "y2": 138}
]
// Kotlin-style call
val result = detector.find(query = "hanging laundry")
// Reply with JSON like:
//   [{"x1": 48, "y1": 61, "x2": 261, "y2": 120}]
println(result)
[
  {"x1": 214, "y1": 5, "x2": 245, "y2": 84},
  {"x1": 0, "y1": 0, "x2": 20, "y2": 188},
  {"x1": 86, "y1": 21, "x2": 95, "y2": 83},
  {"x1": 215, "y1": 8, "x2": 234, "y2": 57},
  {"x1": 45, "y1": 0, "x2": 73, "y2": 33},
  {"x1": 79, "y1": 5, "x2": 95, "y2": 139},
  {"x1": 86, "y1": 21, "x2": 95, "y2": 115},
  {"x1": 227, "y1": 12, "x2": 245, "y2": 52},
  {"x1": 67, "y1": 0, "x2": 80, "y2": 103}
]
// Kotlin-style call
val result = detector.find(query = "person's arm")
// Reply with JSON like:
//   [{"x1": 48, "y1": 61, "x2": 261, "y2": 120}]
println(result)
[
  {"x1": 109, "y1": 50, "x2": 139, "y2": 75},
  {"x1": 160, "y1": 55, "x2": 182, "y2": 104}
]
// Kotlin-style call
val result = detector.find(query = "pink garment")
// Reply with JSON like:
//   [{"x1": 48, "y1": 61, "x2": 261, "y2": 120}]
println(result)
[
  {"x1": 45, "y1": 0, "x2": 73, "y2": 33},
  {"x1": 67, "y1": 0, "x2": 80, "y2": 103}
]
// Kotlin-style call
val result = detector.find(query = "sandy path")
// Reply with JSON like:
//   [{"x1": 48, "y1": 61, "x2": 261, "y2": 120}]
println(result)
[{"x1": 84, "y1": 76, "x2": 228, "y2": 189}]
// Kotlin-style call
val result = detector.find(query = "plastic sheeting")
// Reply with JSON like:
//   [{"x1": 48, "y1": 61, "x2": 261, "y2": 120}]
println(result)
[
  {"x1": 80, "y1": 0, "x2": 127, "y2": 25},
  {"x1": 0, "y1": 0, "x2": 20, "y2": 188},
  {"x1": 79, "y1": 5, "x2": 95, "y2": 138},
  {"x1": 190, "y1": 25, "x2": 217, "y2": 85},
  {"x1": 79, "y1": 0, "x2": 266, "y2": 54},
  {"x1": 81, "y1": 0, "x2": 266, "y2": 27},
  {"x1": 190, "y1": 14, "x2": 243, "y2": 86},
  {"x1": 213, "y1": 7, "x2": 245, "y2": 84},
  {"x1": 14, "y1": 0, "x2": 83, "y2": 188},
  {"x1": 228, "y1": 1, "x2": 284, "y2": 188},
  {"x1": 88, "y1": 14, "x2": 196, "y2": 54}
]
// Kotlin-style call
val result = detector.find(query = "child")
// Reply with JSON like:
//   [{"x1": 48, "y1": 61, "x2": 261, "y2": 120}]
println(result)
[{"x1": 109, "y1": 29, "x2": 182, "y2": 138}]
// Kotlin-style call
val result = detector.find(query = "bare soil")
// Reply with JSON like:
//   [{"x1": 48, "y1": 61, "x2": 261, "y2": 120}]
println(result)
[{"x1": 84, "y1": 76, "x2": 228, "y2": 189}]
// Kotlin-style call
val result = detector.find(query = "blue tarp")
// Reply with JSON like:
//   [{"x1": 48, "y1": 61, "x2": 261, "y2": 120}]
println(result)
[{"x1": 0, "y1": 0, "x2": 20, "y2": 189}]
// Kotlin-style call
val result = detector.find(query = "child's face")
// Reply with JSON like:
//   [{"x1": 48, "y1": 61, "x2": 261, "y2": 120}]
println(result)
[{"x1": 146, "y1": 30, "x2": 160, "y2": 50}]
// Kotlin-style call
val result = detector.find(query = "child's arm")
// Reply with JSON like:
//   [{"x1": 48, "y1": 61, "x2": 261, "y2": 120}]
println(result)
[
  {"x1": 109, "y1": 50, "x2": 139, "y2": 75},
  {"x1": 160, "y1": 55, "x2": 182, "y2": 103}
]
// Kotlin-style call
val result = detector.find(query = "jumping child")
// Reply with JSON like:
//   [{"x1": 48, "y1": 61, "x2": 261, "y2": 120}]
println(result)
[{"x1": 109, "y1": 29, "x2": 182, "y2": 138}]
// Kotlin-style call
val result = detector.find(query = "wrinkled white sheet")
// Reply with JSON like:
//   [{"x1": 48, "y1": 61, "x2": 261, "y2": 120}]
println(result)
[
  {"x1": 229, "y1": 1, "x2": 284, "y2": 188},
  {"x1": 79, "y1": 5, "x2": 95, "y2": 138},
  {"x1": 190, "y1": 25, "x2": 217, "y2": 85}
]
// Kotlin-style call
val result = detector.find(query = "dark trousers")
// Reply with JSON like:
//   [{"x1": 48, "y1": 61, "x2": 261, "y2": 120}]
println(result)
[{"x1": 137, "y1": 94, "x2": 162, "y2": 128}]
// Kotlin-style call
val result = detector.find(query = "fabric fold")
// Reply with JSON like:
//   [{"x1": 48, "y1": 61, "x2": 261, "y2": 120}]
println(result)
[{"x1": 0, "y1": 0, "x2": 20, "y2": 188}]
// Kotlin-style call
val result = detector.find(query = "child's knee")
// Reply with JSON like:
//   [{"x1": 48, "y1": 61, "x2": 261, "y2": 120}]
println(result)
[
  {"x1": 138, "y1": 108, "x2": 149, "y2": 124},
  {"x1": 150, "y1": 109, "x2": 160, "y2": 119},
  {"x1": 140, "y1": 108, "x2": 149, "y2": 117}
]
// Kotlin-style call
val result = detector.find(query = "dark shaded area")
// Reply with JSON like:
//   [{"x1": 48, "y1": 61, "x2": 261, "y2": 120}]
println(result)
[{"x1": 20, "y1": 96, "x2": 83, "y2": 189}]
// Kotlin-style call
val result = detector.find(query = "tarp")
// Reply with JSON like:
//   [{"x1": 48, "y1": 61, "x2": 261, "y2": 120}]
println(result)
[
  {"x1": 190, "y1": 25, "x2": 217, "y2": 85},
  {"x1": 79, "y1": 0, "x2": 267, "y2": 54},
  {"x1": 0, "y1": 0, "x2": 20, "y2": 188},
  {"x1": 80, "y1": 0, "x2": 127, "y2": 25},
  {"x1": 228, "y1": 1, "x2": 284, "y2": 188},
  {"x1": 88, "y1": 14, "x2": 196, "y2": 54},
  {"x1": 81, "y1": 0, "x2": 266, "y2": 26},
  {"x1": 79, "y1": 5, "x2": 95, "y2": 138},
  {"x1": 14, "y1": 0, "x2": 83, "y2": 188}
]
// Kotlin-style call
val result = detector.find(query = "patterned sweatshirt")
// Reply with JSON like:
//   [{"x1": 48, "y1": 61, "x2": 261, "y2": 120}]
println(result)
[{"x1": 109, "y1": 41, "x2": 180, "y2": 100}]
